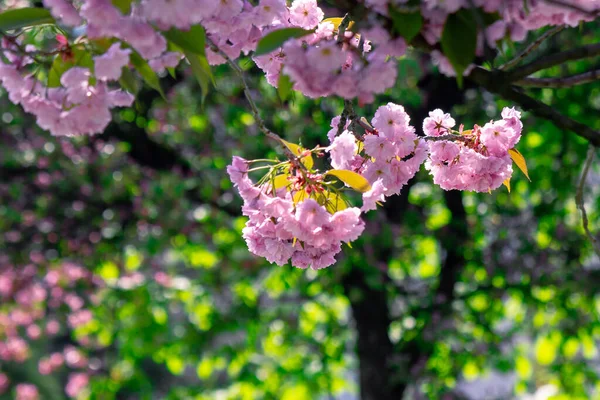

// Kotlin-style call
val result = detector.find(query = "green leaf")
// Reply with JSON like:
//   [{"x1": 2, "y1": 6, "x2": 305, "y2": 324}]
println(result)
[
  {"x1": 184, "y1": 50, "x2": 213, "y2": 104},
  {"x1": 326, "y1": 169, "x2": 372, "y2": 193},
  {"x1": 254, "y1": 27, "x2": 314, "y2": 56},
  {"x1": 111, "y1": 0, "x2": 133, "y2": 14},
  {"x1": 47, "y1": 49, "x2": 94, "y2": 88},
  {"x1": 277, "y1": 73, "x2": 293, "y2": 102},
  {"x1": 0, "y1": 8, "x2": 54, "y2": 31},
  {"x1": 119, "y1": 67, "x2": 139, "y2": 95},
  {"x1": 163, "y1": 25, "x2": 206, "y2": 56},
  {"x1": 130, "y1": 51, "x2": 166, "y2": 99},
  {"x1": 440, "y1": 10, "x2": 477, "y2": 86},
  {"x1": 389, "y1": 7, "x2": 423, "y2": 43}
]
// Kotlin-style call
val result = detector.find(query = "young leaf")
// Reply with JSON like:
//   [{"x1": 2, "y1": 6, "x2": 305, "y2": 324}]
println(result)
[
  {"x1": 280, "y1": 139, "x2": 314, "y2": 169},
  {"x1": 388, "y1": 6, "x2": 423, "y2": 43},
  {"x1": 130, "y1": 51, "x2": 166, "y2": 99},
  {"x1": 163, "y1": 26, "x2": 206, "y2": 56},
  {"x1": 509, "y1": 148, "x2": 531, "y2": 181},
  {"x1": 272, "y1": 174, "x2": 290, "y2": 191},
  {"x1": 318, "y1": 191, "x2": 347, "y2": 214},
  {"x1": 277, "y1": 73, "x2": 293, "y2": 103},
  {"x1": 0, "y1": 8, "x2": 54, "y2": 31},
  {"x1": 293, "y1": 189, "x2": 309, "y2": 204},
  {"x1": 503, "y1": 178, "x2": 511, "y2": 193},
  {"x1": 440, "y1": 10, "x2": 477, "y2": 86},
  {"x1": 322, "y1": 17, "x2": 354, "y2": 31},
  {"x1": 254, "y1": 27, "x2": 314, "y2": 56},
  {"x1": 281, "y1": 139, "x2": 301, "y2": 156},
  {"x1": 326, "y1": 170, "x2": 372, "y2": 193}
]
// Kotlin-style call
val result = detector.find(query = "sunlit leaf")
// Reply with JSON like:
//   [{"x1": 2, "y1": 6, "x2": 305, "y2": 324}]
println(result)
[
  {"x1": 503, "y1": 178, "x2": 511, "y2": 192},
  {"x1": 281, "y1": 139, "x2": 313, "y2": 169},
  {"x1": 317, "y1": 191, "x2": 347, "y2": 214},
  {"x1": 509, "y1": 148, "x2": 530, "y2": 181},
  {"x1": 293, "y1": 189, "x2": 309, "y2": 204},
  {"x1": 322, "y1": 17, "x2": 354, "y2": 31},
  {"x1": 272, "y1": 174, "x2": 290, "y2": 190},
  {"x1": 326, "y1": 169, "x2": 372, "y2": 193}
]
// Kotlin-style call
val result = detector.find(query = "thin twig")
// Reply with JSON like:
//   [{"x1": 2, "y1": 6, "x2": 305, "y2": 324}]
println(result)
[
  {"x1": 423, "y1": 134, "x2": 471, "y2": 143},
  {"x1": 514, "y1": 69, "x2": 600, "y2": 88},
  {"x1": 575, "y1": 145, "x2": 600, "y2": 257},
  {"x1": 205, "y1": 36, "x2": 300, "y2": 163},
  {"x1": 500, "y1": 25, "x2": 564, "y2": 71},
  {"x1": 507, "y1": 43, "x2": 600, "y2": 81},
  {"x1": 468, "y1": 67, "x2": 600, "y2": 147},
  {"x1": 337, "y1": 99, "x2": 355, "y2": 135},
  {"x1": 543, "y1": 0, "x2": 600, "y2": 17},
  {"x1": 337, "y1": 13, "x2": 352, "y2": 44}
]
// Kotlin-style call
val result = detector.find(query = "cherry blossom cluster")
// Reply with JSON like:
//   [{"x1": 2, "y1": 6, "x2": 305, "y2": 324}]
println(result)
[
  {"x1": 227, "y1": 103, "x2": 525, "y2": 268},
  {"x1": 423, "y1": 107, "x2": 522, "y2": 192},
  {"x1": 327, "y1": 103, "x2": 429, "y2": 211},
  {"x1": 1, "y1": 0, "x2": 598, "y2": 138},
  {"x1": 366, "y1": 0, "x2": 600, "y2": 77},
  {"x1": 254, "y1": 4, "x2": 405, "y2": 103},
  {"x1": 227, "y1": 156, "x2": 365, "y2": 270},
  {"x1": 0, "y1": 260, "x2": 100, "y2": 398},
  {"x1": 0, "y1": 0, "x2": 410, "y2": 138},
  {"x1": 0, "y1": 38, "x2": 134, "y2": 136}
]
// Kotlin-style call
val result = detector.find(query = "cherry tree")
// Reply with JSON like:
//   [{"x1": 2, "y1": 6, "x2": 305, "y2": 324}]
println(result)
[{"x1": 0, "y1": 0, "x2": 599, "y2": 398}]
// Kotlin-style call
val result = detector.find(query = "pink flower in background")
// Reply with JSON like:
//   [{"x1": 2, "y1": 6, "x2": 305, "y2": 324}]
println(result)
[
  {"x1": 66, "y1": 373, "x2": 89, "y2": 398},
  {"x1": 15, "y1": 383, "x2": 39, "y2": 400},
  {"x1": 0, "y1": 373, "x2": 8, "y2": 394}
]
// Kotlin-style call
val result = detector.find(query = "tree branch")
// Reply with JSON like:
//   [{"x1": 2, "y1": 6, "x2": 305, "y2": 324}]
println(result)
[
  {"x1": 205, "y1": 37, "x2": 300, "y2": 164},
  {"x1": 543, "y1": 0, "x2": 600, "y2": 17},
  {"x1": 423, "y1": 133, "x2": 471, "y2": 143},
  {"x1": 499, "y1": 25, "x2": 564, "y2": 71},
  {"x1": 468, "y1": 67, "x2": 600, "y2": 147},
  {"x1": 507, "y1": 43, "x2": 600, "y2": 81},
  {"x1": 514, "y1": 69, "x2": 600, "y2": 88}
]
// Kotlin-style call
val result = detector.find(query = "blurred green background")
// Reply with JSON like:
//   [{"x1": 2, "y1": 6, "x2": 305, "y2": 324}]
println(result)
[{"x1": 1, "y1": 18, "x2": 600, "y2": 400}]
